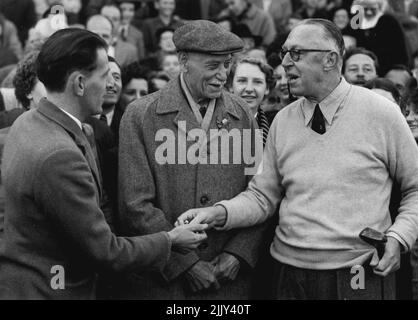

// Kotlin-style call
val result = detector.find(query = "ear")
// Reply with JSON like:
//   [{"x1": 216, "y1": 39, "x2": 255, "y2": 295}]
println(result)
[
  {"x1": 178, "y1": 52, "x2": 189, "y2": 73},
  {"x1": 26, "y1": 92, "x2": 33, "y2": 100},
  {"x1": 71, "y1": 72, "x2": 85, "y2": 97},
  {"x1": 324, "y1": 51, "x2": 339, "y2": 71}
]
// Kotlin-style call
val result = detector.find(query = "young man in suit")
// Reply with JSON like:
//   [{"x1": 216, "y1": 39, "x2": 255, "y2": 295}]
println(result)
[{"x1": 0, "y1": 28, "x2": 206, "y2": 300}]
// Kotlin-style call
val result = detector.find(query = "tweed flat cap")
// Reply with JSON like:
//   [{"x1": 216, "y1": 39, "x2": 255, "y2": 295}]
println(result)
[{"x1": 173, "y1": 20, "x2": 244, "y2": 55}]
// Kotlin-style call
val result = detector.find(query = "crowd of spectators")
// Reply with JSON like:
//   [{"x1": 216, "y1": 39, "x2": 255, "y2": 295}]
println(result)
[{"x1": 1, "y1": 0, "x2": 418, "y2": 300}]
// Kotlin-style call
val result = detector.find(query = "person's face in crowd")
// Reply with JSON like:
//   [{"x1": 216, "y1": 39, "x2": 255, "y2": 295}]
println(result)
[
  {"x1": 80, "y1": 48, "x2": 113, "y2": 116},
  {"x1": 281, "y1": 24, "x2": 332, "y2": 99},
  {"x1": 155, "y1": 0, "x2": 175, "y2": 17},
  {"x1": 120, "y1": 78, "x2": 149, "y2": 110},
  {"x1": 333, "y1": 8, "x2": 349, "y2": 30},
  {"x1": 274, "y1": 64, "x2": 290, "y2": 104},
  {"x1": 242, "y1": 37, "x2": 255, "y2": 53},
  {"x1": 28, "y1": 79, "x2": 47, "y2": 109},
  {"x1": 246, "y1": 49, "x2": 267, "y2": 63},
  {"x1": 225, "y1": 0, "x2": 247, "y2": 16},
  {"x1": 62, "y1": 0, "x2": 82, "y2": 14},
  {"x1": 371, "y1": 88, "x2": 396, "y2": 103},
  {"x1": 385, "y1": 69, "x2": 411, "y2": 96},
  {"x1": 103, "y1": 61, "x2": 122, "y2": 106},
  {"x1": 232, "y1": 62, "x2": 269, "y2": 114},
  {"x1": 356, "y1": 0, "x2": 381, "y2": 19},
  {"x1": 120, "y1": 2, "x2": 136, "y2": 25},
  {"x1": 405, "y1": 103, "x2": 418, "y2": 139},
  {"x1": 87, "y1": 18, "x2": 113, "y2": 46},
  {"x1": 344, "y1": 53, "x2": 377, "y2": 86},
  {"x1": 217, "y1": 20, "x2": 232, "y2": 32},
  {"x1": 413, "y1": 57, "x2": 418, "y2": 80},
  {"x1": 101, "y1": 6, "x2": 121, "y2": 35},
  {"x1": 183, "y1": 52, "x2": 232, "y2": 101},
  {"x1": 343, "y1": 35, "x2": 356, "y2": 51},
  {"x1": 151, "y1": 77, "x2": 169, "y2": 91},
  {"x1": 162, "y1": 54, "x2": 180, "y2": 79},
  {"x1": 159, "y1": 31, "x2": 176, "y2": 52}
]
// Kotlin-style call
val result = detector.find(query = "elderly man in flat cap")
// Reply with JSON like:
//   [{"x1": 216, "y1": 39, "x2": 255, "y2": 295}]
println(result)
[{"x1": 116, "y1": 20, "x2": 266, "y2": 299}]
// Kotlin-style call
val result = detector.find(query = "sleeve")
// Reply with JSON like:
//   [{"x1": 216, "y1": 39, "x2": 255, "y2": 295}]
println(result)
[
  {"x1": 260, "y1": 13, "x2": 277, "y2": 46},
  {"x1": 386, "y1": 108, "x2": 418, "y2": 250},
  {"x1": 218, "y1": 115, "x2": 274, "y2": 268},
  {"x1": 33, "y1": 147, "x2": 171, "y2": 274},
  {"x1": 118, "y1": 104, "x2": 200, "y2": 282},
  {"x1": 216, "y1": 114, "x2": 285, "y2": 230}
]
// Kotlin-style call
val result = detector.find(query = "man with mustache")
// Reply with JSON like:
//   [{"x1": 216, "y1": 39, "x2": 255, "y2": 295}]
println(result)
[
  {"x1": 343, "y1": 47, "x2": 378, "y2": 87},
  {"x1": 177, "y1": 18, "x2": 418, "y2": 300},
  {"x1": 117, "y1": 20, "x2": 265, "y2": 299}
]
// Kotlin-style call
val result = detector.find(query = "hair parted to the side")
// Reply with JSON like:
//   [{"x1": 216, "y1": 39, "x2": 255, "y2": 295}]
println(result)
[
  {"x1": 36, "y1": 28, "x2": 108, "y2": 93},
  {"x1": 298, "y1": 18, "x2": 345, "y2": 58}
]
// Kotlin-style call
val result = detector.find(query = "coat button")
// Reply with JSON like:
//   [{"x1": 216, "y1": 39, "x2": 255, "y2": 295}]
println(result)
[{"x1": 200, "y1": 195, "x2": 209, "y2": 205}]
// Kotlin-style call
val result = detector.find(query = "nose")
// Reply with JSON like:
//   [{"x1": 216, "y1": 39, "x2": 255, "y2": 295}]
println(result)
[
  {"x1": 244, "y1": 81, "x2": 255, "y2": 93},
  {"x1": 106, "y1": 73, "x2": 115, "y2": 88},
  {"x1": 281, "y1": 53, "x2": 294, "y2": 69},
  {"x1": 135, "y1": 91, "x2": 141, "y2": 99},
  {"x1": 406, "y1": 112, "x2": 415, "y2": 122},
  {"x1": 216, "y1": 64, "x2": 228, "y2": 82}
]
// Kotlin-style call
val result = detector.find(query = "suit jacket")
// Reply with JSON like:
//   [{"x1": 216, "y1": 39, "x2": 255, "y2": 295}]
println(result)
[
  {"x1": 114, "y1": 40, "x2": 138, "y2": 67},
  {"x1": 250, "y1": 0, "x2": 293, "y2": 32},
  {"x1": 0, "y1": 99, "x2": 171, "y2": 299},
  {"x1": 117, "y1": 77, "x2": 268, "y2": 299},
  {"x1": 120, "y1": 25, "x2": 146, "y2": 61},
  {"x1": 141, "y1": 16, "x2": 183, "y2": 53}
]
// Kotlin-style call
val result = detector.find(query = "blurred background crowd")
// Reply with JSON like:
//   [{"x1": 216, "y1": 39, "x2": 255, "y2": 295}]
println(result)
[{"x1": 1, "y1": 0, "x2": 418, "y2": 299}]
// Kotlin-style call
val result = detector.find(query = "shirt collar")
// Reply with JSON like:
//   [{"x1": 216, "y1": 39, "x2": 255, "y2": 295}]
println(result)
[
  {"x1": 58, "y1": 107, "x2": 82, "y2": 130},
  {"x1": 301, "y1": 77, "x2": 351, "y2": 127}
]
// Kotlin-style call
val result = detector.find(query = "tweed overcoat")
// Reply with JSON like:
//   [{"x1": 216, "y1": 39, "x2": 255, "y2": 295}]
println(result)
[{"x1": 117, "y1": 76, "x2": 268, "y2": 299}]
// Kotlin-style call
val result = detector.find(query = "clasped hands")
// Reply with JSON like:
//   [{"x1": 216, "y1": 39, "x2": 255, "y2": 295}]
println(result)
[{"x1": 175, "y1": 206, "x2": 239, "y2": 293}]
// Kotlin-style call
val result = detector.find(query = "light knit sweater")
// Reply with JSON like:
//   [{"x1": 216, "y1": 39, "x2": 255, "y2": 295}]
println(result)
[{"x1": 218, "y1": 81, "x2": 418, "y2": 270}]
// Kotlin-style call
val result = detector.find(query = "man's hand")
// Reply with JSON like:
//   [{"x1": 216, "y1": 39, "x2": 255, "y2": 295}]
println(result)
[
  {"x1": 184, "y1": 260, "x2": 220, "y2": 293},
  {"x1": 370, "y1": 237, "x2": 401, "y2": 277},
  {"x1": 167, "y1": 223, "x2": 208, "y2": 250},
  {"x1": 175, "y1": 205, "x2": 227, "y2": 228},
  {"x1": 211, "y1": 252, "x2": 240, "y2": 283}
]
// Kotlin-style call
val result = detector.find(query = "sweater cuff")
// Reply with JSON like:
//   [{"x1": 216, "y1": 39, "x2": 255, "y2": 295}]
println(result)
[{"x1": 386, "y1": 231, "x2": 408, "y2": 252}]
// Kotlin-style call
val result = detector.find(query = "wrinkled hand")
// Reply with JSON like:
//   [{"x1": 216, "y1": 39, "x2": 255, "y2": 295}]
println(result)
[
  {"x1": 211, "y1": 252, "x2": 240, "y2": 283},
  {"x1": 370, "y1": 237, "x2": 401, "y2": 277},
  {"x1": 167, "y1": 223, "x2": 208, "y2": 250},
  {"x1": 184, "y1": 260, "x2": 220, "y2": 293},
  {"x1": 175, "y1": 206, "x2": 227, "y2": 228}
]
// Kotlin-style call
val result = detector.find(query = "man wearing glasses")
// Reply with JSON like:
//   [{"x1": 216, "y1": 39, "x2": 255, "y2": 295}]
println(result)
[{"x1": 177, "y1": 18, "x2": 418, "y2": 299}]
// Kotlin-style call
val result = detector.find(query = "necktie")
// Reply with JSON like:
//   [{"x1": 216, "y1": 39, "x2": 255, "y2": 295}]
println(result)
[
  {"x1": 199, "y1": 106, "x2": 206, "y2": 118},
  {"x1": 99, "y1": 113, "x2": 107, "y2": 124},
  {"x1": 311, "y1": 104, "x2": 326, "y2": 134},
  {"x1": 256, "y1": 109, "x2": 270, "y2": 147}
]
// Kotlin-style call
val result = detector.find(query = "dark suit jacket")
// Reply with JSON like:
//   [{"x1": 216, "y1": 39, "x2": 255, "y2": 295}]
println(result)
[
  {"x1": 0, "y1": 99, "x2": 171, "y2": 299},
  {"x1": 114, "y1": 40, "x2": 138, "y2": 67}
]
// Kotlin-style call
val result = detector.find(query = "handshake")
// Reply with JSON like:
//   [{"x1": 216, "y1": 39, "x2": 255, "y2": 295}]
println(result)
[{"x1": 168, "y1": 205, "x2": 228, "y2": 250}]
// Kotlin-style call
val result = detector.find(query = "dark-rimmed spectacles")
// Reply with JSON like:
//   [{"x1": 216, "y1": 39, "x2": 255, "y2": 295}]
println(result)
[{"x1": 279, "y1": 48, "x2": 333, "y2": 62}]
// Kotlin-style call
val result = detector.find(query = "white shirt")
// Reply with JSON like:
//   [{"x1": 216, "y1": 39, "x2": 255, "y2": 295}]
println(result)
[{"x1": 58, "y1": 107, "x2": 82, "y2": 130}]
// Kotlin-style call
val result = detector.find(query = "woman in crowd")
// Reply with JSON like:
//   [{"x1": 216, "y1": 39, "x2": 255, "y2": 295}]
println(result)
[{"x1": 229, "y1": 56, "x2": 276, "y2": 148}]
